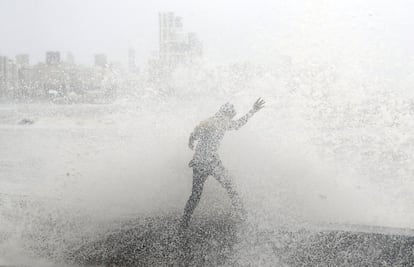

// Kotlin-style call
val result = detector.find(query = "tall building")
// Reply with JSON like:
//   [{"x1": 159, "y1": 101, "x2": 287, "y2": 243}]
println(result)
[
  {"x1": 158, "y1": 12, "x2": 202, "y2": 66},
  {"x1": 14, "y1": 54, "x2": 33, "y2": 98},
  {"x1": 0, "y1": 56, "x2": 7, "y2": 96},
  {"x1": 94, "y1": 54, "x2": 107, "y2": 68},
  {"x1": 46, "y1": 51, "x2": 61, "y2": 65},
  {"x1": 15, "y1": 54, "x2": 30, "y2": 67},
  {"x1": 187, "y1": 32, "x2": 203, "y2": 60},
  {"x1": 0, "y1": 57, "x2": 18, "y2": 97},
  {"x1": 65, "y1": 52, "x2": 75, "y2": 65},
  {"x1": 128, "y1": 48, "x2": 137, "y2": 73},
  {"x1": 159, "y1": 12, "x2": 183, "y2": 64}
]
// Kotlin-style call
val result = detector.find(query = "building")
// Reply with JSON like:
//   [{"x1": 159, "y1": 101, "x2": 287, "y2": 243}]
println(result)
[
  {"x1": 17, "y1": 66, "x2": 36, "y2": 98},
  {"x1": 128, "y1": 48, "x2": 138, "y2": 73},
  {"x1": 65, "y1": 52, "x2": 75, "y2": 65},
  {"x1": 159, "y1": 12, "x2": 184, "y2": 65},
  {"x1": 0, "y1": 56, "x2": 7, "y2": 96},
  {"x1": 158, "y1": 12, "x2": 202, "y2": 66},
  {"x1": 46, "y1": 51, "x2": 61, "y2": 65},
  {"x1": 0, "y1": 51, "x2": 120, "y2": 101},
  {"x1": 1, "y1": 58, "x2": 18, "y2": 97},
  {"x1": 94, "y1": 54, "x2": 107, "y2": 68},
  {"x1": 15, "y1": 54, "x2": 30, "y2": 67},
  {"x1": 187, "y1": 32, "x2": 202, "y2": 61}
]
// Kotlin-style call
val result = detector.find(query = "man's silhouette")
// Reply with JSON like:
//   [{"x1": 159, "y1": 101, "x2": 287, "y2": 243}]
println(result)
[{"x1": 180, "y1": 98, "x2": 265, "y2": 228}]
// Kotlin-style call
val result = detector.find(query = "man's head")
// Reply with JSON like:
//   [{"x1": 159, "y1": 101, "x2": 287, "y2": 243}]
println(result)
[{"x1": 217, "y1": 102, "x2": 236, "y2": 119}]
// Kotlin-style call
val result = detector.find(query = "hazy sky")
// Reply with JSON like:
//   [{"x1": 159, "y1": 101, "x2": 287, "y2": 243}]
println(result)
[{"x1": 0, "y1": 0, "x2": 413, "y2": 66}]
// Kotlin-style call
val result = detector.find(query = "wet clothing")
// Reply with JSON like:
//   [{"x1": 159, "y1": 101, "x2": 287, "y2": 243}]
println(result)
[
  {"x1": 181, "y1": 160, "x2": 244, "y2": 228},
  {"x1": 181, "y1": 110, "x2": 255, "y2": 228}
]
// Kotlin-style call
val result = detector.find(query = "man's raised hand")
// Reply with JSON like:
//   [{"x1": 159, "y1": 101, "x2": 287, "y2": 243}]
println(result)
[{"x1": 253, "y1": 98, "x2": 265, "y2": 112}]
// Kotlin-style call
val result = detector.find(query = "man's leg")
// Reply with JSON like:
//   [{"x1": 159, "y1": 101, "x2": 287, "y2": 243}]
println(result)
[
  {"x1": 181, "y1": 168, "x2": 208, "y2": 228},
  {"x1": 212, "y1": 163, "x2": 245, "y2": 217}
]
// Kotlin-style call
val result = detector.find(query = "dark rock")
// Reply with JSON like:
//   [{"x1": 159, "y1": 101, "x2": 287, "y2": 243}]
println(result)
[
  {"x1": 64, "y1": 214, "x2": 414, "y2": 266},
  {"x1": 18, "y1": 118, "x2": 35, "y2": 125}
]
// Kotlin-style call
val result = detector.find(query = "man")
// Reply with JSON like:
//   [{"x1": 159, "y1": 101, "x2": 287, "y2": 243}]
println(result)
[{"x1": 180, "y1": 98, "x2": 265, "y2": 228}]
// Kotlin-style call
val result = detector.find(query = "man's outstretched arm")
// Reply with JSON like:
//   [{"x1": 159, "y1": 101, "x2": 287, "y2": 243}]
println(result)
[{"x1": 228, "y1": 98, "x2": 265, "y2": 130}]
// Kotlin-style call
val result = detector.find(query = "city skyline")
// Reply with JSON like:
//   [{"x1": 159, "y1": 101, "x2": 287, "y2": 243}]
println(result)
[
  {"x1": 1, "y1": 0, "x2": 414, "y2": 67},
  {"x1": 0, "y1": 12, "x2": 203, "y2": 101},
  {"x1": 1, "y1": 10, "x2": 202, "y2": 69},
  {"x1": 1, "y1": 12, "x2": 203, "y2": 71}
]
